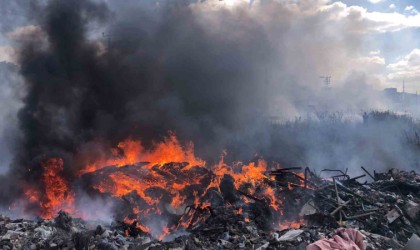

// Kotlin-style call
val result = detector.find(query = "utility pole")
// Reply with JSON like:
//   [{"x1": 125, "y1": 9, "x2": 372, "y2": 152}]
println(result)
[
  {"x1": 402, "y1": 80, "x2": 405, "y2": 112},
  {"x1": 403, "y1": 80, "x2": 405, "y2": 96}
]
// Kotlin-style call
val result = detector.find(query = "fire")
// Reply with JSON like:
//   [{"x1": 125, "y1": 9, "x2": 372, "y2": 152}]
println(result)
[
  {"x1": 40, "y1": 158, "x2": 75, "y2": 218},
  {"x1": 21, "y1": 133, "x2": 306, "y2": 240},
  {"x1": 80, "y1": 133, "x2": 205, "y2": 175},
  {"x1": 24, "y1": 189, "x2": 40, "y2": 203},
  {"x1": 23, "y1": 158, "x2": 75, "y2": 219},
  {"x1": 235, "y1": 208, "x2": 243, "y2": 215},
  {"x1": 87, "y1": 139, "x2": 283, "y2": 238},
  {"x1": 124, "y1": 217, "x2": 150, "y2": 233},
  {"x1": 276, "y1": 218, "x2": 304, "y2": 230}
]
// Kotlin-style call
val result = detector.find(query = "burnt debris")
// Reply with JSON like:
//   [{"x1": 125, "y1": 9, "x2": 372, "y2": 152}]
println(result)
[{"x1": 1, "y1": 166, "x2": 420, "y2": 249}]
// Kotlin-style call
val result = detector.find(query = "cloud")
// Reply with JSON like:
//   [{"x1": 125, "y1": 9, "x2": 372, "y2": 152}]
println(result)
[
  {"x1": 387, "y1": 49, "x2": 420, "y2": 82},
  {"x1": 354, "y1": 55, "x2": 386, "y2": 72},
  {"x1": 369, "y1": 50, "x2": 381, "y2": 55},
  {"x1": 405, "y1": 6, "x2": 414, "y2": 11},
  {"x1": 368, "y1": 0, "x2": 384, "y2": 4},
  {"x1": 405, "y1": 5, "x2": 419, "y2": 15},
  {"x1": 318, "y1": 1, "x2": 420, "y2": 33}
]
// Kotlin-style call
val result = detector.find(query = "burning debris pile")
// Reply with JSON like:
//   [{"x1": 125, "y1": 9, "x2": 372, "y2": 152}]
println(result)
[
  {"x1": 3, "y1": 153, "x2": 420, "y2": 249},
  {"x1": 3, "y1": 0, "x2": 420, "y2": 249}
]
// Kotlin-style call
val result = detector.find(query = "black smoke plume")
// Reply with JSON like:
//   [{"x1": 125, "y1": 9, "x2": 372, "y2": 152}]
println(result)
[{"x1": 3, "y1": 0, "x2": 273, "y2": 204}]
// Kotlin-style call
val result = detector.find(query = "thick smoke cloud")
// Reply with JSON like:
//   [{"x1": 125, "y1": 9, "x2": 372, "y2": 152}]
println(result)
[{"x1": 8, "y1": 0, "x2": 275, "y2": 193}]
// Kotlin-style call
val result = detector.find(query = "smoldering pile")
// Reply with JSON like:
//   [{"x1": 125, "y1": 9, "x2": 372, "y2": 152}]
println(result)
[{"x1": 2, "y1": 166, "x2": 420, "y2": 250}]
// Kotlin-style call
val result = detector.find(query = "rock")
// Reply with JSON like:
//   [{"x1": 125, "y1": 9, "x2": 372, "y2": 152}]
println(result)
[
  {"x1": 54, "y1": 210, "x2": 73, "y2": 231},
  {"x1": 278, "y1": 229, "x2": 304, "y2": 241},
  {"x1": 95, "y1": 225, "x2": 105, "y2": 236},
  {"x1": 4, "y1": 223, "x2": 18, "y2": 230},
  {"x1": 299, "y1": 200, "x2": 317, "y2": 216},
  {"x1": 97, "y1": 241, "x2": 118, "y2": 250},
  {"x1": 165, "y1": 203, "x2": 187, "y2": 216},
  {"x1": 272, "y1": 232, "x2": 280, "y2": 241},
  {"x1": 404, "y1": 234, "x2": 420, "y2": 250},
  {"x1": 222, "y1": 231, "x2": 230, "y2": 240},
  {"x1": 73, "y1": 231, "x2": 91, "y2": 249},
  {"x1": 218, "y1": 239, "x2": 233, "y2": 248},
  {"x1": 149, "y1": 243, "x2": 161, "y2": 248},
  {"x1": 386, "y1": 208, "x2": 400, "y2": 223},
  {"x1": 140, "y1": 236, "x2": 151, "y2": 245},
  {"x1": 246, "y1": 226, "x2": 258, "y2": 236},
  {"x1": 255, "y1": 242, "x2": 269, "y2": 250},
  {"x1": 2, "y1": 230, "x2": 24, "y2": 240},
  {"x1": 115, "y1": 234, "x2": 127, "y2": 246},
  {"x1": 1, "y1": 233, "x2": 11, "y2": 240},
  {"x1": 101, "y1": 230, "x2": 112, "y2": 238},
  {"x1": 34, "y1": 225, "x2": 54, "y2": 239},
  {"x1": 404, "y1": 200, "x2": 420, "y2": 220}
]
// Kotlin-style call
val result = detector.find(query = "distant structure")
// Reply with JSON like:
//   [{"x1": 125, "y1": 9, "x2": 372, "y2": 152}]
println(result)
[
  {"x1": 384, "y1": 88, "x2": 400, "y2": 103},
  {"x1": 384, "y1": 86, "x2": 418, "y2": 115},
  {"x1": 402, "y1": 80, "x2": 405, "y2": 108}
]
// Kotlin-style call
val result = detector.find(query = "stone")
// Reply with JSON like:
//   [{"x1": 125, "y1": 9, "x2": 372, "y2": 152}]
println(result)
[
  {"x1": 222, "y1": 231, "x2": 230, "y2": 240},
  {"x1": 255, "y1": 242, "x2": 269, "y2": 250},
  {"x1": 404, "y1": 234, "x2": 420, "y2": 250},
  {"x1": 299, "y1": 200, "x2": 317, "y2": 216},
  {"x1": 386, "y1": 208, "x2": 400, "y2": 223},
  {"x1": 101, "y1": 229, "x2": 112, "y2": 238},
  {"x1": 404, "y1": 201, "x2": 420, "y2": 220},
  {"x1": 278, "y1": 229, "x2": 304, "y2": 241},
  {"x1": 34, "y1": 225, "x2": 54, "y2": 239}
]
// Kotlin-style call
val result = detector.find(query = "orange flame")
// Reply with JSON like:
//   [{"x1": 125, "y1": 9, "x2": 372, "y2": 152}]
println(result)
[
  {"x1": 80, "y1": 133, "x2": 205, "y2": 175},
  {"x1": 21, "y1": 133, "x2": 306, "y2": 239},
  {"x1": 276, "y1": 218, "x2": 304, "y2": 230},
  {"x1": 23, "y1": 158, "x2": 75, "y2": 219},
  {"x1": 84, "y1": 136, "x2": 287, "y2": 238}
]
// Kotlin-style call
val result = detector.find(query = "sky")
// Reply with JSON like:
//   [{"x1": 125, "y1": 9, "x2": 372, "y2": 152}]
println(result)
[{"x1": 337, "y1": 0, "x2": 420, "y2": 92}]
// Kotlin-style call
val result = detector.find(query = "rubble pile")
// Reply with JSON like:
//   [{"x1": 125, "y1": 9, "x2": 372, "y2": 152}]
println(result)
[{"x1": 2, "y1": 167, "x2": 420, "y2": 249}]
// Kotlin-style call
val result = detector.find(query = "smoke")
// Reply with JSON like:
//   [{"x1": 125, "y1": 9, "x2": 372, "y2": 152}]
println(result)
[
  {"x1": 0, "y1": 63, "x2": 22, "y2": 172},
  {"x1": 12, "y1": 0, "x2": 276, "y2": 179},
  {"x1": 262, "y1": 112, "x2": 420, "y2": 178},
  {"x1": 1, "y1": 0, "x2": 419, "y2": 214}
]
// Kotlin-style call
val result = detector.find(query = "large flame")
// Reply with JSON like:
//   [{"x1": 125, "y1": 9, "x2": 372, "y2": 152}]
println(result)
[
  {"x1": 80, "y1": 133, "x2": 205, "y2": 175},
  {"x1": 22, "y1": 134, "x2": 304, "y2": 239},
  {"x1": 24, "y1": 158, "x2": 75, "y2": 219}
]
